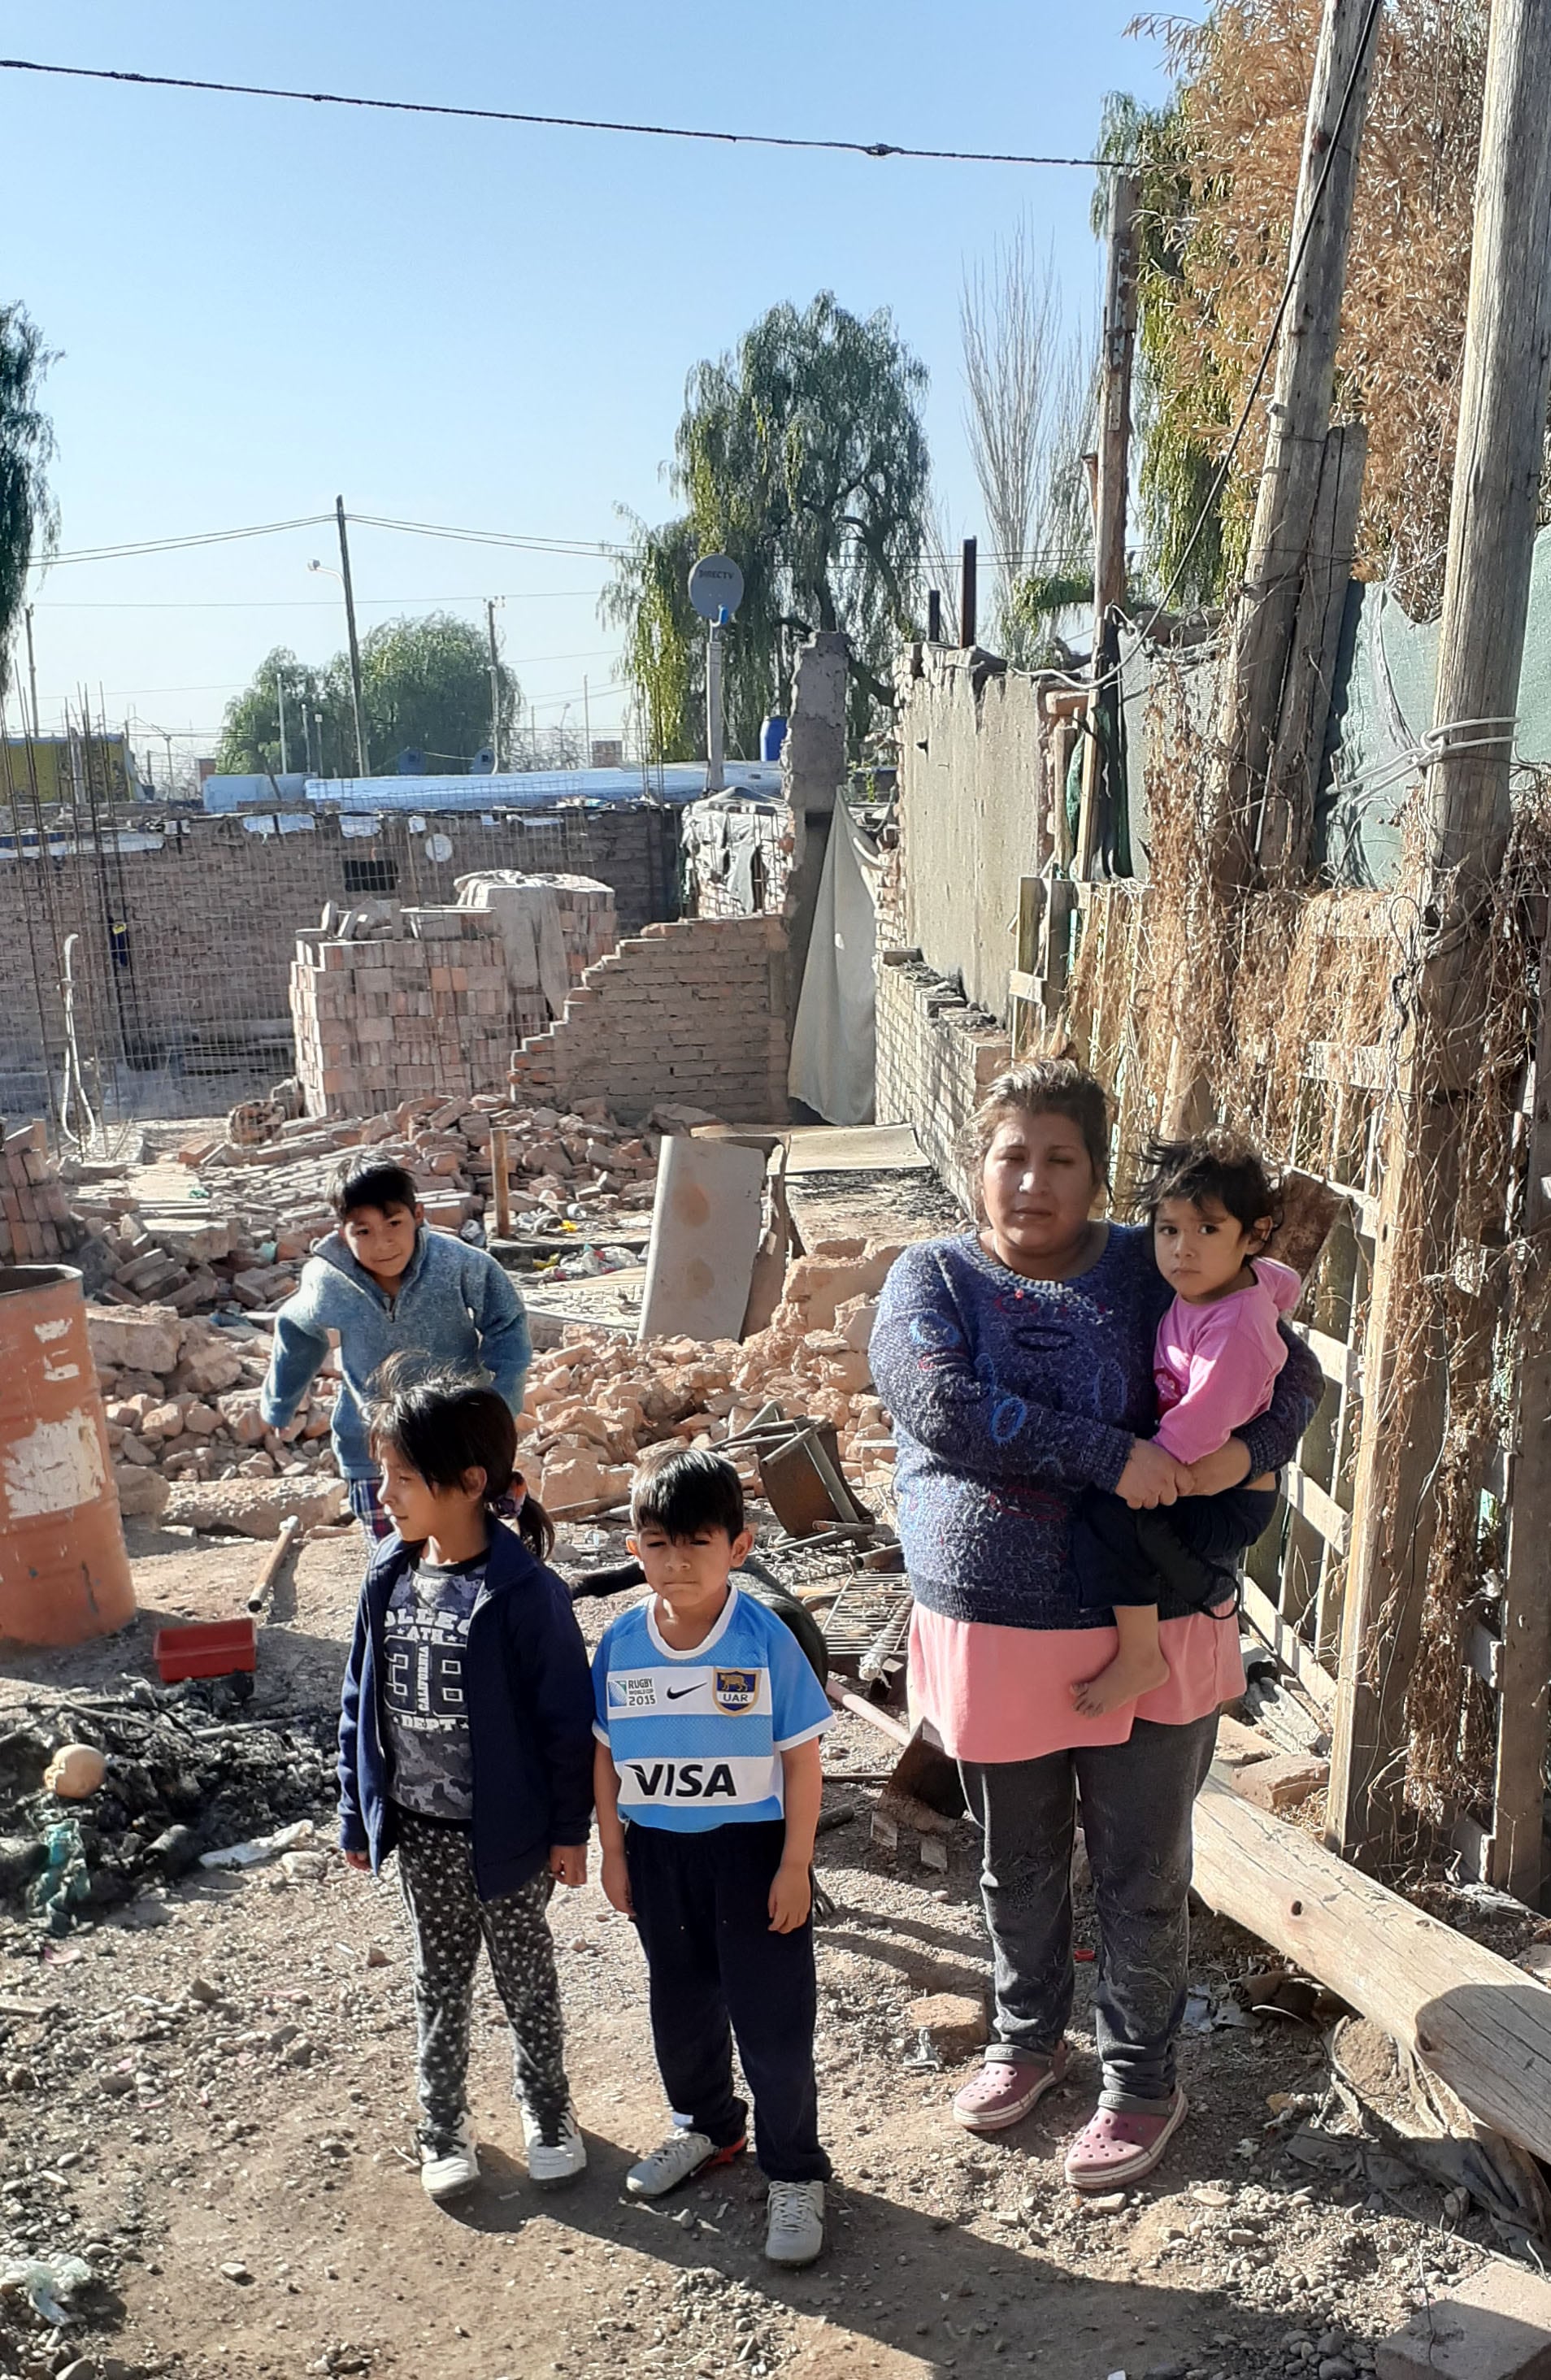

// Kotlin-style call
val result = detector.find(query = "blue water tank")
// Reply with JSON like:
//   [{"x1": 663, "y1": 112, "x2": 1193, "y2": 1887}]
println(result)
[{"x1": 759, "y1": 714, "x2": 788, "y2": 763}]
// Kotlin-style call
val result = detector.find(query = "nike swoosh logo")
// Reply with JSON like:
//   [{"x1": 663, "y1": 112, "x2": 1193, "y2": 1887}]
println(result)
[{"x1": 664, "y1": 1685, "x2": 704, "y2": 1700}]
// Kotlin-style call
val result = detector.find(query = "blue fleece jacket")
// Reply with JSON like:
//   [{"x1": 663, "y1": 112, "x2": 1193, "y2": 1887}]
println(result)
[
  {"x1": 260, "y1": 1227, "x2": 531, "y2": 1481},
  {"x1": 337, "y1": 1520, "x2": 595, "y2": 1899}
]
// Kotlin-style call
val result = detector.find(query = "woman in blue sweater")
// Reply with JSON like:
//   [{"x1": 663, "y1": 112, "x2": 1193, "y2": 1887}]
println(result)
[{"x1": 870, "y1": 1059, "x2": 1319, "y2": 2191}]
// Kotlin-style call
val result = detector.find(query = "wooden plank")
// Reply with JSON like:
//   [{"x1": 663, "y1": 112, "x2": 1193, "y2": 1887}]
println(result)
[
  {"x1": 1282, "y1": 1461, "x2": 1352, "y2": 1555},
  {"x1": 1288, "y1": 1319, "x2": 1360, "y2": 1391},
  {"x1": 1193, "y1": 1769, "x2": 1551, "y2": 2163},
  {"x1": 1240, "y1": 1574, "x2": 1338, "y2": 1709},
  {"x1": 1008, "y1": 968, "x2": 1040, "y2": 1005},
  {"x1": 1261, "y1": 422, "x2": 1369, "y2": 880}
]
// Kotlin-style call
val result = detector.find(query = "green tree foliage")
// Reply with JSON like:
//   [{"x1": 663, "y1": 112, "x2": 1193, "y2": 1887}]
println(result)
[
  {"x1": 0, "y1": 305, "x2": 59, "y2": 698},
  {"x1": 606, "y1": 293, "x2": 930, "y2": 760},
  {"x1": 599, "y1": 512, "x2": 703, "y2": 764},
  {"x1": 217, "y1": 614, "x2": 519, "y2": 776}
]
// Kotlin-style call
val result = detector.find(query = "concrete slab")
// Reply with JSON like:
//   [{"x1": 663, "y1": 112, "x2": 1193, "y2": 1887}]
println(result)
[{"x1": 1375, "y1": 2262, "x2": 1551, "y2": 2380}]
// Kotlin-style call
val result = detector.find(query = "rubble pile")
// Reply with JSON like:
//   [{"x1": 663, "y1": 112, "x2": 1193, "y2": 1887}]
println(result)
[
  {"x1": 0, "y1": 1681, "x2": 337, "y2": 1925},
  {"x1": 86, "y1": 1303, "x2": 341, "y2": 1522},
  {"x1": 62, "y1": 1094, "x2": 663, "y2": 1322},
  {"x1": 0, "y1": 1120, "x2": 88, "y2": 1265},
  {"x1": 521, "y1": 1239, "x2": 904, "y2": 1514}
]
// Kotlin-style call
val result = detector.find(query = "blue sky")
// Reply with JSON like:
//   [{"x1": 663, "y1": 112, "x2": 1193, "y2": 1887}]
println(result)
[{"x1": 4, "y1": 2, "x2": 1170, "y2": 770}]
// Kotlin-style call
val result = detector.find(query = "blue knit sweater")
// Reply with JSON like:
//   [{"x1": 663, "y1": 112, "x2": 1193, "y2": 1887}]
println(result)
[{"x1": 870, "y1": 1227, "x2": 1321, "y2": 1631}]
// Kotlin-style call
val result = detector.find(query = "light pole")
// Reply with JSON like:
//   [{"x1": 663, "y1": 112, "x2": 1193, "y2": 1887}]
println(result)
[{"x1": 485, "y1": 597, "x2": 503, "y2": 769}]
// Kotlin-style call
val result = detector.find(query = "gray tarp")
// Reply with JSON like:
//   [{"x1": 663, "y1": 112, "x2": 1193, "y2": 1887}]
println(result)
[{"x1": 788, "y1": 803, "x2": 882, "y2": 1125}]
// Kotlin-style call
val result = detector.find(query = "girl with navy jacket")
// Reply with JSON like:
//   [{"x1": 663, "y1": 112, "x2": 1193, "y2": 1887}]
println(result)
[{"x1": 337, "y1": 1363, "x2": 595, "y2": 2202}]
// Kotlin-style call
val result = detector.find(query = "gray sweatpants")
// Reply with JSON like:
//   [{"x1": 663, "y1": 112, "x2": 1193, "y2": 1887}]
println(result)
[
  {"x1": 960, "y1": 1709, "x2": 1218, "y2": 2113},
  {"x1": 396, "y1": 1811, "x2": 571, "y2": 2152}
]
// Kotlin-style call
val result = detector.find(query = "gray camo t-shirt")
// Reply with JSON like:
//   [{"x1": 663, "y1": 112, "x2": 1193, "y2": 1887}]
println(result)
[{"x1": 381, "y1": 1553, "x2": 484, "y2": 1822}]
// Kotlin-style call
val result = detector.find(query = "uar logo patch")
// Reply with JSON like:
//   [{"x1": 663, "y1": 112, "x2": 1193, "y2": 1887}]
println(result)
[{"x1": 713, "y1": 1666, "x2": 759, "y2": 1714}]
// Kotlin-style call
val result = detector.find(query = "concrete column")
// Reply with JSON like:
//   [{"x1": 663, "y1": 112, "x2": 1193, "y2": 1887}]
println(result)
[{"x1": 780, "y1": 632, "x2": 848, "y2": 1050}]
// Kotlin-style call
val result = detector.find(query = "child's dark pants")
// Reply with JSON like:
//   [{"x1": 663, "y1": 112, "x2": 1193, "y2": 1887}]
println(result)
[
  {"x1": 1073, "y1": 1483, "x2": 1279, "y2": 1612},
  {"x1": 625, "y1": 1818, "x2": 831, "y2": 2184}
]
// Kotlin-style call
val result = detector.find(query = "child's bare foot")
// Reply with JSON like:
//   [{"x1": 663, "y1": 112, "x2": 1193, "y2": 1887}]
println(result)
[{"x1": 1071, "y1": 1644, "x2": 1171, "y2": 1718}]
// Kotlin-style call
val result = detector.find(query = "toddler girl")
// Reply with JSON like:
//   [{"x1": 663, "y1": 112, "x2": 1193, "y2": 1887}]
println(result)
[
  {"x1": 1071, "y1": 1136, "x2": 1300, "y2": 1717},
  {"x1": 337, "y1": 1362, "x2": 595, "y2": 2200}
]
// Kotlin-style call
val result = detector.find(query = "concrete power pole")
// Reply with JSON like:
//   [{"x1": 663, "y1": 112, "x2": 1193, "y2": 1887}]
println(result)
[
  {"x1": 1075, "y1": 168, "x2": 1138, "y2": 880},
  {"x1": 485, "y1": 598, "x2": 502, "y2": 770},
  {"x1": 1329, "y1": 0, "x2": 1551, "y2": 1864},
  {"x1": 1218, "y1": 0, "x2": 1382, "y2": 887},
  {"x1": 335, "y1": 495, "x2": 369, "y2": 777}
]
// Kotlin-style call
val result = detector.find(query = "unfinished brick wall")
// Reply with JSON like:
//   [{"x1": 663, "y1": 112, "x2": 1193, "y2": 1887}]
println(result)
[
  {"x1": 0, "y1": 804, "x2": 677, "y2": 1102},
  {"x1": 289, "y1": 881, "x2": 618, "y2": 1118},
  {"x1": 874, "y1": 949, "x2": 1008, "y2": 1207},
  {"x1": 508, "y1": 916, "x2": 790, "y2": 1123}
]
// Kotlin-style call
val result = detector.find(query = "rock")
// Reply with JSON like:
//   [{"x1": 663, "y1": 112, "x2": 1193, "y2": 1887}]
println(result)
[
  {"x1": 901, "y1": 1991, "x2": 987, "y2": 2063},
  {"x1": 219, "y1": 1390, "x2": 268, "y2": 1445},
  {"x1": 113, "y1": 1466, "x2": 171, "y2": 1520},
  {"x1": 1231, "y1": 1754, "x2": 1331, "y2": 1812},
  {"x1": 219, "y1": 2261, "x2": 254, "y2": 2283},
  {"x1": 162, "y1": 1475, "x2": 346, "y2": 1539},
  {"x1": 1375, "y1": 2262, "x2": 1551, "y2": 2378},
  {"x1": 538, "y1": 1451, "x2": 611, "y2": 1511},
  {"x1": 182, "y1": 1401, "x2": 221, "y2": 1435},
  {"x1": 141, "y1": 1400, "x2": 184, "y2": 1440},
  {"x1": 85, "y1": 1305, "x2": 181, "y2": 1376},
  {"x1": 176, "y1": 1340, "x2": 245, "y2": 1396}
]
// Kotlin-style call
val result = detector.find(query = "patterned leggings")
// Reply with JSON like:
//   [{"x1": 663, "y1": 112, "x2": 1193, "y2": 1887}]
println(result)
[{"x1": 396, "y1": 1812, "x2": 571, "y2": 2152}]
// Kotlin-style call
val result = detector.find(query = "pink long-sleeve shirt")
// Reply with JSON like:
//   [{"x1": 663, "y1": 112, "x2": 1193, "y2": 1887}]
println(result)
[{"x1": 1153, "y1": 1255, "x2": 1301, "y2": 1466}]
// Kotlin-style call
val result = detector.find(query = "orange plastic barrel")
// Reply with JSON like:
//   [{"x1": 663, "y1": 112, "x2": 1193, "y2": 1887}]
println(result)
[{"x1": 0, "y1": 1265, "x2": 136, "y2": 1647}]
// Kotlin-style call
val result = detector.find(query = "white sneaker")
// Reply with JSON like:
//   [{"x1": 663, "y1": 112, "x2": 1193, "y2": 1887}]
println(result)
[
  {"x1": 419, "y1": 2118, "x2": 479, "y2": 2200},
  {"x1": 764, "y1": 2178, "x2": 825, "y2": 2267},
  {"x1": 522, "y1": 2102, "x2": 587, "y2": 2186},
  {"x1": 625, "y1": 2126, "x2": 745, "y2": 2199}
]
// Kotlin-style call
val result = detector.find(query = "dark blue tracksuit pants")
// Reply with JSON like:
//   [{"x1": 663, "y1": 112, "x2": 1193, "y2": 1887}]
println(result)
[
  {"x1": 625, "y1": 1818, "x2": 830, "y2": 2184},
  {"x1": 1073, "y1": 1482, "x2": 1279, "y2": 1612}
]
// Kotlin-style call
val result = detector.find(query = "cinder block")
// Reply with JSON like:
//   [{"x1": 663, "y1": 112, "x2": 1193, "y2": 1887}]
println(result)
[{"x1": 1375, "y1": 2265, "x2": 1551, "y2": 2380}]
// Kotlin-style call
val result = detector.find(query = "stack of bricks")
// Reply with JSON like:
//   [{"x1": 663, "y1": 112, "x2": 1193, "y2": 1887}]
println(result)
[
  {"x1": 0, "y1": 1121, "x2": 85, "y2": 1263},
  {"x1": 874, "y1": 949, "x2": 1010, "y2": 1207},
  {"x1": 508, "y1": 914, "x2": 790, "y2": 1123},
  {"x1": 543, "y1": 875, "x2": 619, "y2": 987},
  {"x1": 291, "y1": 907, "x2": 519, "y2": 1118}
]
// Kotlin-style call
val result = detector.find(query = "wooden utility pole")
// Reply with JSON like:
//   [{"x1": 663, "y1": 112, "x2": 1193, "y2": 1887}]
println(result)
[
  {"x1": 335, "y1": 495, "x2": 369, "y2": 778},
  {"x1": 1219, "y1": 0, "x2": 1381, "y2": 888},
  {"x1": 1074, "y1": 168, "x2": 1138, "y2": 880},
  {"x1": 1327, "y1": 0, "x2": 1551, "y2": 1861},
  {"x1": 959, "y1": 537, "x2": 978, "y2": 651}
]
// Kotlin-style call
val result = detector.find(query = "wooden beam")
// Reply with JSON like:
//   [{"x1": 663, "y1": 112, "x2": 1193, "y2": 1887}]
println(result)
[
  {"x1": 1240, "y1": 1575, "x2": 1338, "y2": 1710},
  {"x1": 1075, "y1": 169, "x2": 1138, "y2": 882},
  {"x1": 1215, "y1": 0, "x2": 1380, "y2": 892},
  {"x1": 1193, "y1": 1770, "x2": 1551, "y2": 2164},
  {"x1": 1260, "y1": 421, "x2": 1368, "y2": 881},
  {"x1": 1282, "y1": 1461, "x2": 1352, "y2": 1555}
]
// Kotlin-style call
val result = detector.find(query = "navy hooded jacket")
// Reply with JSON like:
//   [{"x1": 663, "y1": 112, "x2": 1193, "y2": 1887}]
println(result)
[{"x1": 337, "y1": 1520, "x2": 594, "y2": 1900}]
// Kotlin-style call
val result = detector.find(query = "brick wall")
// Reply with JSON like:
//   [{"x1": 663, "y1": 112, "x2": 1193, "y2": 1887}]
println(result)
[
  {"x1": 0, "y1": 804, "x2": 678, "y2": 1099},
  {"x1": 290, "y1": 881, "x2": 617, "y2": 1117},
  {"x1": 874, "y1": 949, "x2": 1009, "y2": 1207},
  {"x1": 508, "y1": 916, "x2": 790, "y2": 1122}
]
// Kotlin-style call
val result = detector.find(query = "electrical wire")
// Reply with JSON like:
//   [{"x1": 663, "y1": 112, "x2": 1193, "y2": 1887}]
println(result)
[
  {"x1": 43, "y1": 513, "x2": 333, "y2": 567},
  {"x1": 0, "y1": 56, "x2": 1156, "y2": 171}
]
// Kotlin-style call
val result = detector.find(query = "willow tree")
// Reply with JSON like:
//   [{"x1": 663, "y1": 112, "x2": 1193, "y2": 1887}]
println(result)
[
  {"x1": 218, "y1": 615, "x2": 519, "y2": 775},
  {"x1": 0, "y1": 305, "x2": 59, "y2": 702},
  {"x1": 607, "y1": 294, "x2": 930, "y2": 760}
]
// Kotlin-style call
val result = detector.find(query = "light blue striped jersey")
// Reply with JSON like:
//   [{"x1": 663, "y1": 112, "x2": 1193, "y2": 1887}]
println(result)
[{"x1": 592, "y1": 1584, "x2": 832, "y2": 1832}]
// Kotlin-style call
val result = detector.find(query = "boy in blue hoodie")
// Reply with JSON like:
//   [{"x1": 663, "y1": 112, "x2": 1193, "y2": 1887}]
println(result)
[{"x1": 261, "y1": 1157, "x2": 531, "y2": 1540}]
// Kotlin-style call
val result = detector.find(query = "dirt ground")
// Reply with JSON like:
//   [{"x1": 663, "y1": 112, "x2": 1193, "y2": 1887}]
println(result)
[{"x1": 0, "y1": 1518, "x2": 1520, "y2": 2380}]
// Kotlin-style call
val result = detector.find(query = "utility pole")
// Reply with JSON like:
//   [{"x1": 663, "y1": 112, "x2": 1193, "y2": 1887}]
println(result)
[
  {"x1": 276, "y1": 671, "x2": 289, "y2": 774},
  {"x1": 583, "y1": 675, "x2": 591, "y2": 769},
  {"x1": 1075, "y1": 168, "x2": 1139, "y2": 880},
  {"x1": 335, "y1": 495, "x2": 368, "y2": 776},
  {"x1": 484, "y1": 598, "x2": 502, "y2": 769},
  {"x1": 1328, "y1": 0, "x2": 1551, "y2": 1862},
  {"x1": 1219, "y1": 0, "x2": 1382, "y2": 887},
  {"x1": 23, "y1": 604, "x2": 38, "y2": 738},
  {"x1": 959, "y1": 538, "x2": 978, "y2": 652}
]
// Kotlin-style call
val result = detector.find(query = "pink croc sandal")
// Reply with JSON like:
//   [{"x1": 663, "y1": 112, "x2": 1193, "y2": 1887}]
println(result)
[
  {"x1": 952, "y1": 2043, "x2": 1070, "y2": 2133},
  {"x1": 1062, "y1": 2087, "x2": 1188, "y2": 2188}
]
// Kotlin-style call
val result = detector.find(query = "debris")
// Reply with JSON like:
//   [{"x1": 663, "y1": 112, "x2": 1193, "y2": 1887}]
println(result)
[
  {"x1": 248, "y1": 1512, "x2": 303, "y2": 1617},
  {"x1": 162, "y1": 1477, "x2": 347, "y2": 1540},
  {"x1": 1229, "y1": 1752, "x2": 1331, "y2": 1811},
  {"x1": 901, "y1": 1993, "x2": 987, "y2": 2063},
  {"x1": 0, "y1": 2252, "x2": 93, "y2": 2325},
  {"x1": 27, "y1": 1818, "x2": 90, "y2": 1935},
  {"x1": 198, "y1": 1819, "x2": 318, "y2": 1872},
  {"x1": 637, "y1": 1134, "x2": 769, "y2": 1342}
]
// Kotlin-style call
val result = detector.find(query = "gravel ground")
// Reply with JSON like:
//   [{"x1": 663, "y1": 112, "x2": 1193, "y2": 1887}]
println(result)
[{"x1": 0, "y1": 1517, "x2": 1527, "y2": 2380}]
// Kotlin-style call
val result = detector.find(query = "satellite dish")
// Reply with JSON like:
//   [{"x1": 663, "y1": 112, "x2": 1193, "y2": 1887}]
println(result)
[
  {"x1": 468, "y1": 747, "x2": 497, "y2": 775},
  {"x1": 396, "y1": 748, "x2": 425, "y2": 775},
  {"x1": 688, "y1": 554, "x2": 744, "y2": 623}
]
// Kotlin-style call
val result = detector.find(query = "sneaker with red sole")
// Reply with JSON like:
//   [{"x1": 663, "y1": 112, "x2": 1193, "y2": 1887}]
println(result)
[
  {"x1": 625, "y1": 2127, "x2": 746, "y2": 2199},
  {"x1": 952, "y1": 2043, "x2": 1070, "y2": 2132}
]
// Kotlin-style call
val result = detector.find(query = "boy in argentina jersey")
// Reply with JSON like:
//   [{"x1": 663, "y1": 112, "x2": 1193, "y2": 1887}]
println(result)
[{"x1": 592, "y1": 1448, "x2": 832, "y2": 2269}]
